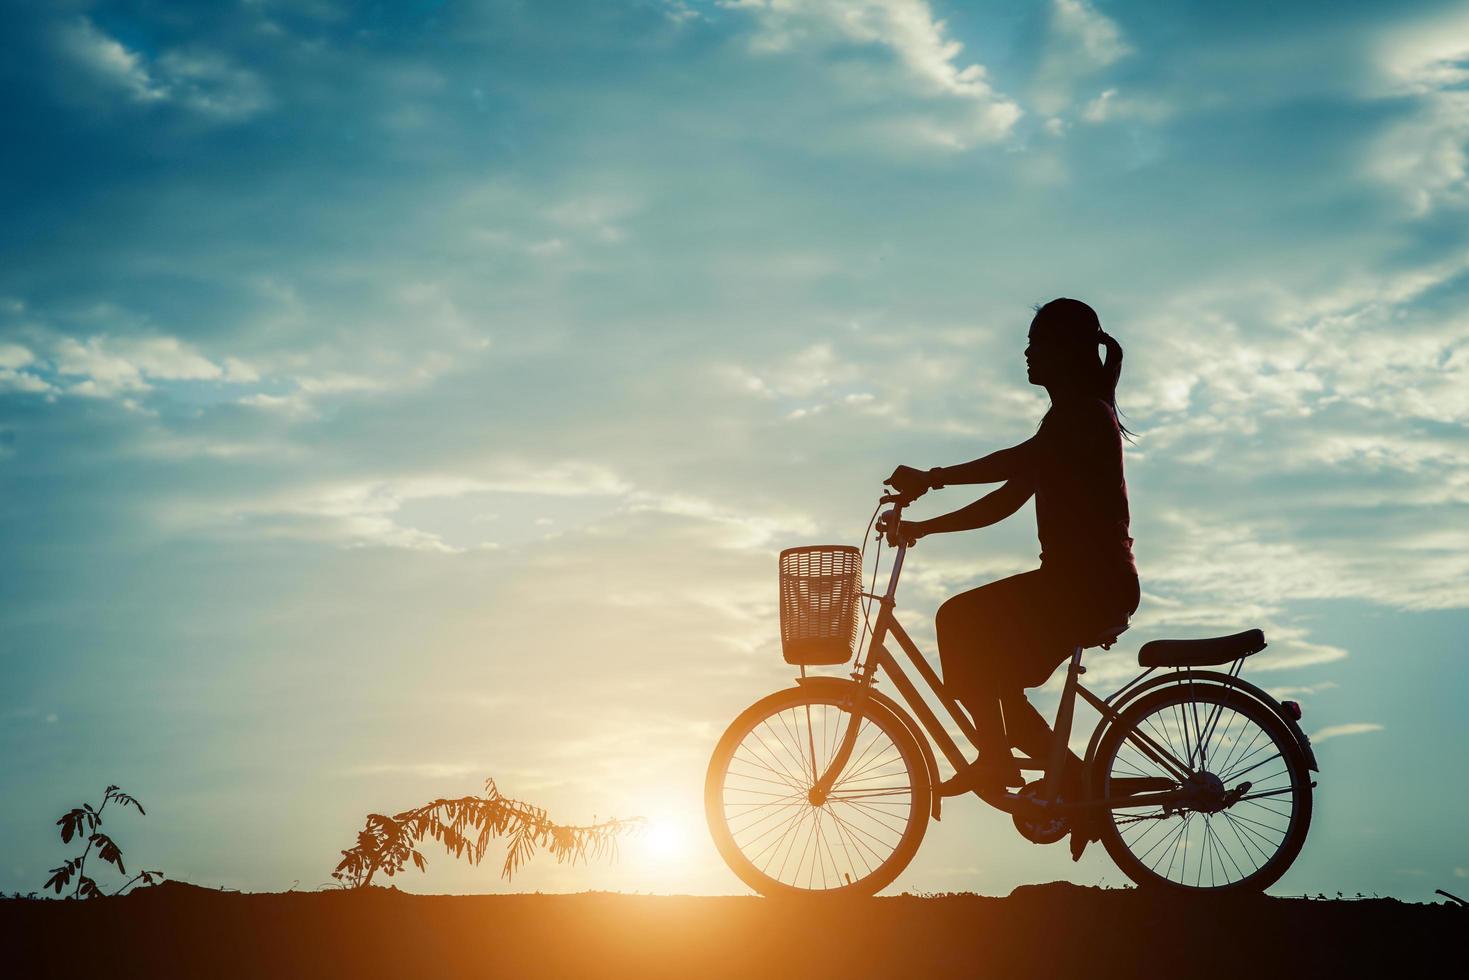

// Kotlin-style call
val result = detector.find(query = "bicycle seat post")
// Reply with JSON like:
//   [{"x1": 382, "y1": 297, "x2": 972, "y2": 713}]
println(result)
[{"x1": 1042, "y1": 645, "x2": 1086, "y2": 799}]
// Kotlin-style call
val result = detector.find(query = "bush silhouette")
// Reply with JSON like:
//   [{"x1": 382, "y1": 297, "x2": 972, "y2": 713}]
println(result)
[
  {"x1": 44, "y1": 785, "x2": 163, "y2": 899},
  {"x1": 332, "y1": 778, "x2": 641, "y2": 888}
]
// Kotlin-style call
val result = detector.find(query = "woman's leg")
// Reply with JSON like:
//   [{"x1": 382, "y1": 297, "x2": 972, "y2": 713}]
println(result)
[
  {"x1": 1000, "y1": 688, "x2": 1085, "y2": 784},
  {"x1": 1003, "y1": 568, "x2": 1141, "y2": 781},
  {"x1": 935, "y1": 588, "x2": 1007, "y2": 764},
  {"x1": 936, "y1": 571, "x2": 1056, "y2": 786}
]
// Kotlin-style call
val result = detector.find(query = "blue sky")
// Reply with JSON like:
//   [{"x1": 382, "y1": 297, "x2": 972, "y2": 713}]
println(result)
[{"x1": 2, "y1": 0, "x2": 1468, "y2": 897}]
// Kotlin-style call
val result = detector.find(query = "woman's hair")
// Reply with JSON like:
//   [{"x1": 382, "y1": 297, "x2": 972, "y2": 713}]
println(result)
[{"x1": 1032, "y1": 297, "x2": 1134, "y2": 439}]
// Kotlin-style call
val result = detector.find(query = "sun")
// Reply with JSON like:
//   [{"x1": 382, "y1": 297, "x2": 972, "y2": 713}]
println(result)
[{"x1": 639, "y1": 815, "x2": 688, "y2": 861}]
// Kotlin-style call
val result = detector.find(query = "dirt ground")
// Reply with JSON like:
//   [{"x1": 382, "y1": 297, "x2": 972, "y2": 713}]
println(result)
[{"x1": 3, "y1": 880, "x2": 1460, "y2": 978}]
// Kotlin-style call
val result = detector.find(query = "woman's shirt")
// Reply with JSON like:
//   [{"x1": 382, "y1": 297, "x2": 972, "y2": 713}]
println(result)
[{"x1": 1030, "y1": 397, "x2": 1136, "y2": 579}]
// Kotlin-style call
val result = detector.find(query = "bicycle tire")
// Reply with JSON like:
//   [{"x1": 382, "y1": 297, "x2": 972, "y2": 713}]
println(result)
[
  {"x1": 1095, "y1": 684, "x2": 1312, "y2": 893},
  {"x1": 705, "y1": 685, "x2": 931, "y2": 897}
]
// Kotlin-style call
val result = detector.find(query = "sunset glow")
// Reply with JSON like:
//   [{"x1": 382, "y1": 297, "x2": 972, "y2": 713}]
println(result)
[{"x1": 2, "y1": 0, "x2": 1465, "y2": 903}]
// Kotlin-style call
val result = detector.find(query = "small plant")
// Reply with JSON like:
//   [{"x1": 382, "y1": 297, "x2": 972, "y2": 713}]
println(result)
[
  {"x1": 44, "y1": 785, "x2": 164, "y2": 899},
  {"x1": 332, "y1": 778, "x2": 641, "y2": 888}
]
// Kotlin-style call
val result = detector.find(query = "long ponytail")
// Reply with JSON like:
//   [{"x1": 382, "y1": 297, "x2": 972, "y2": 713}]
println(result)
[
  {"x1": 1031, "y1": 298, "x2": 1135, "y2": 440},
  {"x1": 1096, "y1": 328, "x2": 1133, "y2": 440}
]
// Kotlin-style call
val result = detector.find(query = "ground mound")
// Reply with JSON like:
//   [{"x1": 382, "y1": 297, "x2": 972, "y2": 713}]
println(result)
[{"x1": 3, "y1": 880, "x2": 1459, "y2": 978}]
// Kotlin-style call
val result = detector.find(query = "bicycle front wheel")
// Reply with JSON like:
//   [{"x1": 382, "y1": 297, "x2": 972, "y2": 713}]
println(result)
[
  {"x1": 1096, "y1": 684, "x2": 1313, "y2": 893},
  {"x1": 705, "y1": 686, "x2": 931, "y2": 896}
]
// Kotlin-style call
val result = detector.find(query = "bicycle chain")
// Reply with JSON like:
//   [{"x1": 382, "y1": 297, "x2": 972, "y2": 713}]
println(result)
[{"x1": 1112, "y1": 811, "x2": 1184, "y2": 826}]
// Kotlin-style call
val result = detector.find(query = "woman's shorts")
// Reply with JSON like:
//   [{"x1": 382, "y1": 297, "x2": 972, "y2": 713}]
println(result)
[{"x1": 935, "y1": 566, "x2": 1140, "y2": 691}]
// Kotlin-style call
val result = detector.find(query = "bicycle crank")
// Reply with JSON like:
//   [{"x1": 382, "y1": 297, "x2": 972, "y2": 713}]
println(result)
[{"x1": 1012, "y1": 781, "x2": 1071, "y2": 844}]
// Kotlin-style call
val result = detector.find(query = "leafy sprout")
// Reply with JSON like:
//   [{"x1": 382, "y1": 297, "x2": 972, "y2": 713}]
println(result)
[
  {"x1": 44, "y1": 785, "x2": 163, "y2": 899},
  {"x1": 332, "y1": 778, "x2": 641, "y2": 888}
]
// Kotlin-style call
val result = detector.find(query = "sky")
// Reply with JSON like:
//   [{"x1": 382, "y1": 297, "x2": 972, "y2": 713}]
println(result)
[{"x1": 2, "y1": 0, "x2": 1468, "y2": 899}]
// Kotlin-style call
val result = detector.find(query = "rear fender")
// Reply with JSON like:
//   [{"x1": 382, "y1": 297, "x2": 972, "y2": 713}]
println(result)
[
  {"x1": 1083, "y1": 670, "x2": 1320, "y2": 774},
  {"x1": 795, "y1": 676, "x2": 944, "y2": 820}
]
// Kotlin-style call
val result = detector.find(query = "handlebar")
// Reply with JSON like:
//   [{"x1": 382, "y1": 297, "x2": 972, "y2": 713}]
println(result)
[{"x1": 878, "y1": 489, "x2": 920, "y2": 547}]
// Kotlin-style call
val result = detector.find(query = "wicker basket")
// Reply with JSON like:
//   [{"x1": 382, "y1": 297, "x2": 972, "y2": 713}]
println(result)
[{"x1": 778, "y1": 545, "x2": 862, "y2": 666}]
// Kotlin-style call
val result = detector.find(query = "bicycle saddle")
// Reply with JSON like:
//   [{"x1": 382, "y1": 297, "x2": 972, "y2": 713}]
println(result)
[
  {"x1": 1137, "y1": 629, "x2": 1267, "y2": 668},
  {"x1": 1080, "y1": 624, "x2": 1129, "y2": 649}
]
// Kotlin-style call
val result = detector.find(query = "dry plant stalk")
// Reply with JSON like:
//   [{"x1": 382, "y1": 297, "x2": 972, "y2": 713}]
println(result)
[{"x1": 332, "y1": 778, "x2": 641, "y2": 888}]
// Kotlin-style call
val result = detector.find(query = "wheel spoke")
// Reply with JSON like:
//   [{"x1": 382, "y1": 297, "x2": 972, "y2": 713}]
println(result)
[
  {"x1": 1101, "y1": 687, "x2": 1307, "y2": 892},
  {"x1": 714, "y1": 694, "x2": 923, "y2": 894}
]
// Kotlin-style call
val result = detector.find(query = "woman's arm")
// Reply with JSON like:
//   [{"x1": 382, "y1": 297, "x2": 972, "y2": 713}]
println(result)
[
  {"x1": 886, "y1": 437, "x2": 1036, "y2": 498},
  {"x1": 928, "y1": 438, "x2": 1036, "y2": 488},
  {"x1": 913, "y1": 477, "x2": 1035, "y2": 537}
]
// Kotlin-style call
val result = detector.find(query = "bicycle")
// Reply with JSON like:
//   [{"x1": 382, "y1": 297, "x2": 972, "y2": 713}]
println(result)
[{"x1": 705, "y1": 490, "x2": 1320, "y2": 896}]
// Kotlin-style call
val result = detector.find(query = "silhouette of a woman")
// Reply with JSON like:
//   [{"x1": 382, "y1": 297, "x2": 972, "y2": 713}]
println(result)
[{"x1": 880, "y1": 298, "x2": 1139, "y2": 852}]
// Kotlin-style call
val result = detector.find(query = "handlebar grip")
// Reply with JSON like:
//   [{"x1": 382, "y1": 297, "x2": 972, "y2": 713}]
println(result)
[{"x1": 879, "y1": 500, "x2": 908, "y2": 547}]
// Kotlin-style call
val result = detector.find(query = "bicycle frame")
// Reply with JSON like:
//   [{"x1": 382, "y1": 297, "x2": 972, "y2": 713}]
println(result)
[{"x1": 810, "y1": 526, "x2": 1206, "y2": 819}]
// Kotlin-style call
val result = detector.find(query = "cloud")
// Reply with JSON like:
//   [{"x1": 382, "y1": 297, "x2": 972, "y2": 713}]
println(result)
[
  {"x1": 546, "y1": 196, "x2": 639, "y2": 245},
  {"x1": 1080, "y1": 86, "x2": 1170, "y2": 124},
  {"x1": 1310, "y1": 722, "x2": 1384, "y2": 743},
  {"x1": 1035, "y1": 0, "x2": 1133, "y2": 115},
  {"x1": 1266, "y1": 681, "x2": 1338, "y2": 699},
  {"x1": 663, "y1": 0, "x2": 702, "y2": 25},
  {"x1": 153, "y1": 48, "x2": 271, "y2": 120},
  {"x1": 56, "y1": 16, "x2": 169, "y2": 104},
  {"x1": 174, "y1": 462, "x2": 635, "y2": 551},
  {"x1": 51, "y1": 335, "x2": 255, "y2": 398},
  {"x1": 342, "y1": 762, "x2": 489, "y2": 780},
  {"x1": 56, "y1": 17, "x2": 268, "y2": 120},
  {"x1": 725, "y1": 0, "x2": 1022, "y2": 149},
  {"x1": 624, "y1": 489, "x2": 818, "y2": 550},
  {"x1": 1369, "y1": 7, "x2": 1469, "y2": 213},
  {"x1": 0, "y1": 343, "x2": 53, "y2": 393}
]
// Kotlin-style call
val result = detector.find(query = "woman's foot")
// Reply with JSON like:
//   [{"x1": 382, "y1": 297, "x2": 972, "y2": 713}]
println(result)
[
  {"x1": 945, "y1": 756, "x2": 1025, "y2": 795},
  {"x1": 1069, "y1": 776, "x2": 1175, "y2": 861},
  {"x1": 1060, "y1": 763, "x2": 1098, "y2": 861},
  {"x1": 1069, "y1": 811, "x2": 1100, "y2": 861}
]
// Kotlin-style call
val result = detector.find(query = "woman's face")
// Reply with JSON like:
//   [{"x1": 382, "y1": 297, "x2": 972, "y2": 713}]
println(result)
[
  {"x1": 1025, "y1": 321, "x2": 1062, "y2": 387},
  {"x1": 1025, "y1": 319, "x2": 1091, "y2": 388}
]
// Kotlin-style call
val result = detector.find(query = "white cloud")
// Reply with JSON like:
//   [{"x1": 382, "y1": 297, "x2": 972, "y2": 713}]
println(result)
[
  {"x1": 1035, "y1": 0, "x2": 1133, "y2": 115},
  {"x1": 0, "y1": 342, "x2": 37, "y2": 367},
  {"x1": 57, "y1": 17, "x2": 169, "y2": 104},
  {"x1": 53, "y1": 335, "x2": 244, "y2": 398},
  {"x1": 56, "y1": 17, "x2": 268, "y2": 120},
  {"x1": 1266, "y1": 680, "x2": 1338, "y2": 699},
  {"x1": 726, "y1": 0, "x2": 1022, "y2": 149},
  {"x1": 1080, "y1": 86, "x2": 1170, "y2": 124},
  {"x1": 238, "y1": 391, "x2": 312, "y2": 416},
  {"x1": 663, "y1": 0, "x2": 702, "y2": 25},
  {"x1": 1051, "y1": 0, "x2": 1130, "y2": 69},
  {"x1": 155, "y1": 48, "x2": 271, "y2": 120},
  {"x1": 175, "y1": 462, "x2": 634, "y2": 551},
  {"x1": 1310, "y1": 722, "x2": 1384, "y2": 743},
  {"x1": 624, "y1": 489, "x2": 818, "y2": 550},
  {"x1": 343, "y1": 762, "x2": 488, "y2": 780},
  {"x1": 527, "y1": 237, "x2": 568, "y2": 257},
  {"x1": 1370, "y1": 8, "x2": 1469, "y2": 213},
  {"x1": 0, "y1": 343, "x2": 53, "y2": 393},
  {"x1": 546, "y1": 196, "x2": 639, "y2": 244}
]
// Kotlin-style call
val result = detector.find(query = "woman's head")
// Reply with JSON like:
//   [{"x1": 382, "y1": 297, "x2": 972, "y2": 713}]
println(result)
[{"x1": 1025, "y1": 297, "x2": 1131, "y2": 433}]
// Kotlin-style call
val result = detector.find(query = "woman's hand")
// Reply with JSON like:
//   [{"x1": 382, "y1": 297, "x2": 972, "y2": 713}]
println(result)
[
  {"x1": 876, "y1": 512, "x2": 925, "y2": 547},
  {"x1": 884, "y1": 464, "x2": 933, "y2": 499}
]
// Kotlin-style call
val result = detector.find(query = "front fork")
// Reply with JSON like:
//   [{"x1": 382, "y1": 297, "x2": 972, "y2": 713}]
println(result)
[
  {"x1": 810, "y1": 539, "x2": 904, "y2": 801},
  {"x1": 809, "y1": 640, "x2": 882, "y2": 802}
]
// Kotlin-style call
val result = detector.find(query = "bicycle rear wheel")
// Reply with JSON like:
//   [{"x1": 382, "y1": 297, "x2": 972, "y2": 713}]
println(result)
[
  {"x1": 1095, "y1": 684, "x2": 1313, "y2": 893},
  {"x1": 705, "y1": 686, "x2": 931, "y2": 896}
]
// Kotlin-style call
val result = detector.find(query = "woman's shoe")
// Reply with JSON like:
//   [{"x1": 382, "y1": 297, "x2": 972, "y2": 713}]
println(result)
[
  {"x1": 1069, "y1": 776, "x2": 1174, "y2": 861},
  {"x1": 943, "y1": 756, "x2": 1026, "y2": 795},
  {"x1": 1069, "y1": 813, "x2": 1100, "y2": 861}
]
